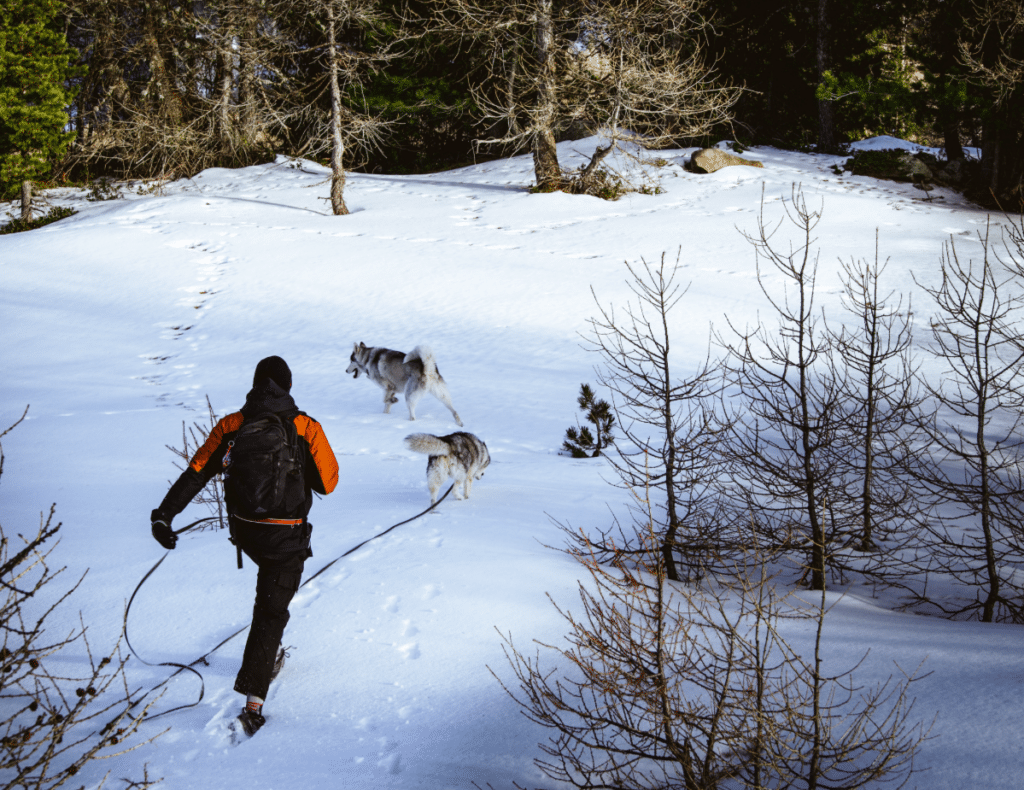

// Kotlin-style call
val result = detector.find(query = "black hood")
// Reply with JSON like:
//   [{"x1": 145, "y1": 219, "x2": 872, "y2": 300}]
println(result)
[{"x1": 240, "y1": 379, "x2": 299, "y2": 419}]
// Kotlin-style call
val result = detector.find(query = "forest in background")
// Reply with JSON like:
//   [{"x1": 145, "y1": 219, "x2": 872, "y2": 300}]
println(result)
[{"x1": 2, "y1": 0, "x2": 1023, "y2": 208}]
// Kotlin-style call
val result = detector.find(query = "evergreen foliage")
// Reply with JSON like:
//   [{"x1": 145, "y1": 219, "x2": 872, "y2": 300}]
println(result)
[
  {"x1": 0, "y1": 0, "x2": 1008, "y2": 200},
  {"x1": 0, "y1": 0, "x2": 79, "y2": 199},
  {"x1": 0, "y1": 205, "x2": 76, "y2": 235},
  {"x1": 562, "y1": 384, "x2": 615, "y2": 458}
]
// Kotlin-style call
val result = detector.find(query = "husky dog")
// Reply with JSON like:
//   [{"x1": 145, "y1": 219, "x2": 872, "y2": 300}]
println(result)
[
  {"x1": 404, "y1": 432, "x2": 490, "y2": 504},
  {"x1": 346, "y1": 342, "x2": 463, "y2": 426}
]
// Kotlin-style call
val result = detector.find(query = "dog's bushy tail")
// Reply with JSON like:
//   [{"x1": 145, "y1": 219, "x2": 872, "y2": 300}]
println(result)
[
  {"x1": 404, "y1": 344, "x2": 437, "y2": 377},
  {"x1": 405, "y1": 433, "x2": 451, "y2": 457}
]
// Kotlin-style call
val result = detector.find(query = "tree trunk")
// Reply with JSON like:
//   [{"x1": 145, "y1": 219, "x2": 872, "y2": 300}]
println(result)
[
  {"x1": 942, "y1": 119, "x2": 964, "y2": 162},
  {"x1": 217, "y1": 44, "x2": 235, "y2": 155},
  {"x1": 142, "y1": 1, "x2": 183, "y2": 125},
  {"x1": 532, "y1": 0, "x2": 561, "y2": 191},
  {"x1": 327, "y1": 3, "x2": 349, "y2": 216},
  {"x1": 20, "y1": 181, "x2": 33, "y2": 222},
  {"x1": 816, "y1": 0, "x2": 836, "y2": 154},
  {"x1": 981, "y1": 121, "x2": 1000, "y2": 197},
  {"x1": 239, "y1": 4, "x2": 258, "y2": 139}
]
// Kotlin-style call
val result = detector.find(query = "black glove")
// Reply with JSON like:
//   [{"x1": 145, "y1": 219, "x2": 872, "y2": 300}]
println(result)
[{"x1": 151, "y1": 510, "x2": 177, "y2": 550}]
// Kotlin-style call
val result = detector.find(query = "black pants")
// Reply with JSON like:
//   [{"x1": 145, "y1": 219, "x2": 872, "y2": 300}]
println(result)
[{"x1": 230, "y1": 519, "x2": 311, "y2": 700}]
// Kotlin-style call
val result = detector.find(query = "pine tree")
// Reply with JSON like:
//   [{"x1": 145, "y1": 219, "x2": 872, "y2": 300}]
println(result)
[
  {"x1": 562, "y1": 384, "x2": 615, "y2": 458},
  {"x1": 0, "y1": 0, "x2": 79, "y2": 199}
]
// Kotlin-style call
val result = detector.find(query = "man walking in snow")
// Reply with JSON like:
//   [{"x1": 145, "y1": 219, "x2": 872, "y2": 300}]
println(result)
[{"x1": 150, "y1": 356, "x2": 339, "y2": 736}]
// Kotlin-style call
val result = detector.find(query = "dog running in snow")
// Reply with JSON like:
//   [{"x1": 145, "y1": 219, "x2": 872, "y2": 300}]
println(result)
[
  {"x1": 404, "y1": 432, "x2": 490, "y2": 504},
  {"x1": 345, "y1": 342, "x2": 463, "y2": 426}
]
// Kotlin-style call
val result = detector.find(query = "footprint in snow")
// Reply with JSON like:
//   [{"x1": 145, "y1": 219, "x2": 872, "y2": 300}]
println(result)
[
  {"x1": 379, "y1": 753, "x2": 402, "y2": 774},
  {"x1": 291, "y1": 586, "x2": 320, "y2": 609},
  {"x1": 376, "y1": 737, "x2": 402, "y2": 774},
  {"x1": 355, "y1": 715, "x2": 376, "y2": 731}
]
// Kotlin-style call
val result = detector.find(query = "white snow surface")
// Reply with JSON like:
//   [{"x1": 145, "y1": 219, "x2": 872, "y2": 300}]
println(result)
[{"x1": 1, "y1": 136, "x2": 1021, "y2": 789}]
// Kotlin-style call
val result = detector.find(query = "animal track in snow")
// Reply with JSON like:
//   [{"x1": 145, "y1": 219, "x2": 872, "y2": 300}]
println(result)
[{"x1": 137, "y1": 234, "x2": 234, "y2": 408}]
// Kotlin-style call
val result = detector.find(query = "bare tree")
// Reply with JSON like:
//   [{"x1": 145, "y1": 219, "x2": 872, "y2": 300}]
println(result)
[
  {"x1": 910, "y1": 223, "x2": 1024, "y2": 623},
  {"x1": 1, "y1": 409, "x2": 162, "y2": 789},
  {"x1": 828, "y1": 235, "x2": 928, "y2": 556},
  {"x1": 580, "y1": 253, "x2": 729, "y2": 583},
  {"x1": 719, "y1": 187, "x2": 846, "y2": 591},
  {"x1": 304, "y1": 0, "x2": 399, "y2": 214},
  {"x1": 428, "y1": 0, "x2": 739, "y2": 192},
  {"x1": 201, "y1": 0, "x2": 300, "y2": 160}
]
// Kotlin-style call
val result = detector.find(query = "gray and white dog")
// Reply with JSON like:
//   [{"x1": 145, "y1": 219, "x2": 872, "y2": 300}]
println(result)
[
  {"x1": 346, "y1": 342, "x2": 463, "y2": 426},
  {"x1": 404, "y1": 432, "x2": 490, "y2": 504}
]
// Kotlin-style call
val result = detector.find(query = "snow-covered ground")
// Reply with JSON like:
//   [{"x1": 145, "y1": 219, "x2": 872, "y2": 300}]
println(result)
[{"x1": 1, "y1": 136, "x2": 1021, "y2": 789}]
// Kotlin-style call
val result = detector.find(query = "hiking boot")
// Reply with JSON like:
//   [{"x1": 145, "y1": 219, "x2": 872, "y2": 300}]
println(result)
[{"x1": 236, "y1": 707, "x2": 266, "y2": 737}]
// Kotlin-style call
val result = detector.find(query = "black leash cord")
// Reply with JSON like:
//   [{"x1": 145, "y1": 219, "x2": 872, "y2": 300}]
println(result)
[
  {"x1": 123, "y1": 516, "x2": 220, "y2": 719},
  {"x1": 125, "y1": 486, "x2": 453, "y2": 720},
  {"x1": 301, "y1": 485, "x2": 452, "y2": 587}
]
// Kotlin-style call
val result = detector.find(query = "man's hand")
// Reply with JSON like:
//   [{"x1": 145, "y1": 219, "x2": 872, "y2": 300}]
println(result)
[{"x1": 151, "y1": 510, "x2": 177, "y2": 550}]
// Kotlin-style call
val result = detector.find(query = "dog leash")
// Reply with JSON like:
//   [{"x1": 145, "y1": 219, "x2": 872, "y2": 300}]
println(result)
[
  {"x1": 122, "y1": 516, "x2": 221, "y2": 721},
  {"x1": 124, "y1": 485, "x2": 454, "y2": 720}
]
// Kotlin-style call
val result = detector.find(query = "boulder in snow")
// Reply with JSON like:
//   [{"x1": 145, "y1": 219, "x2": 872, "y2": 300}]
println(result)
[{"x1": 688, "y1": 148, "x2": 764, "y2": 174}]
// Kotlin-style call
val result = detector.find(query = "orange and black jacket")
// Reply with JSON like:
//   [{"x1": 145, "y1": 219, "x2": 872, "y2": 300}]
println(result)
[{"x1": 156, "y1": 382, "x2": 339, "y2": 524}]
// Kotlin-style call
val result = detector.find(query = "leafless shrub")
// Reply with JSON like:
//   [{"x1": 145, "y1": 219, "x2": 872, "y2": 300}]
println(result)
[
  {"x1": 1, "y1": 408, "x2": 162, "y2": 789},
  {"x1": 497, "y1": 486, "x2": 931, "y2": 790},
  {"x1": 164, "y1": 395, "x2": 226, "y2": 531}
]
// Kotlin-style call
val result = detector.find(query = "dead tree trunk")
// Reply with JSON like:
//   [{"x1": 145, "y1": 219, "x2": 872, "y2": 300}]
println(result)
[
  {"x1": 20, "y1": 181, "x2": 32, "y2": 222},
  {"x1": 326, "y1": 2, "x2": 350, "y2": 216}
]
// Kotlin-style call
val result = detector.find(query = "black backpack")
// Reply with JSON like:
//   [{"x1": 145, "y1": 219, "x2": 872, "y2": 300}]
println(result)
[{"x1": 223, "y1": 412, "x2": 306, "y2": 520}]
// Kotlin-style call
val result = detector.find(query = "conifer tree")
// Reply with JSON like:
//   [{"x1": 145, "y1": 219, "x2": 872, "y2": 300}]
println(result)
[
  {"x1": 563, "y1": 383, "x2": 615, "y2": 458},
  {"x1": 0, "y1": 0, "x2": 79, "y2": 199}
]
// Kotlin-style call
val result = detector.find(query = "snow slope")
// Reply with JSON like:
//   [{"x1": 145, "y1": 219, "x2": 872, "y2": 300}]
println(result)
[{"x1": 1, "y1": 136, "x2": 1021, "y2": 789}]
